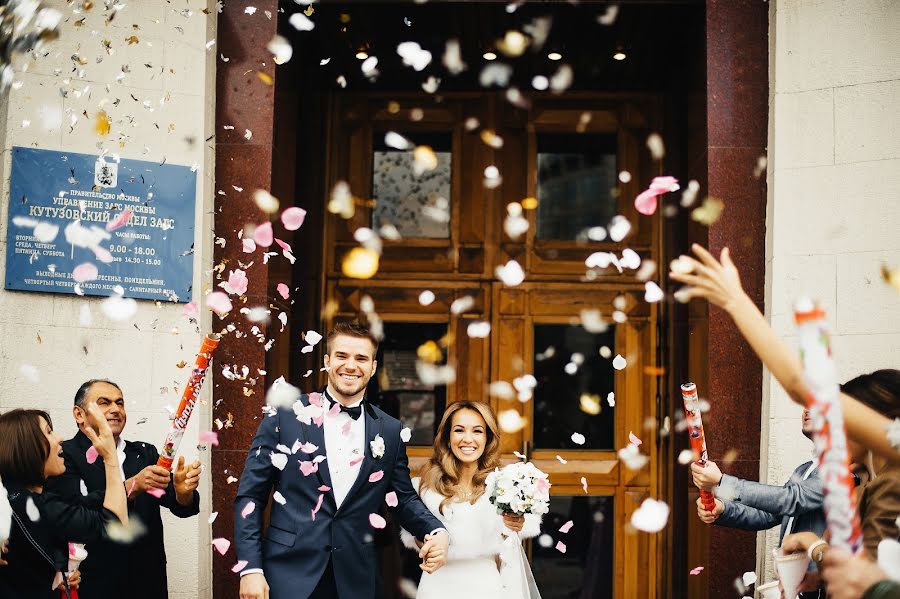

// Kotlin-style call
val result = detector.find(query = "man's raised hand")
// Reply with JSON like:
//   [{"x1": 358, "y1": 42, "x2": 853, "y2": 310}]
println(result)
[
  {"x1": 125, "y1": 464, "x2": 170, "y2": 497},
  {"x1": 690, "y1": 460, "x2": 723, "y2": 491},
  {"x1": 173, "y1": 455, "x2": 201, "y2": 505}
]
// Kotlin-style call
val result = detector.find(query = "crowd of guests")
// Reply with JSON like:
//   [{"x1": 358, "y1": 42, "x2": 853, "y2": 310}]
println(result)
[
  {"x1": 673, "y1": 244, "x2": 900, "y2": 599},
  {"x1": 0, "y1": 379, "x2": 201, "y2": 598}
]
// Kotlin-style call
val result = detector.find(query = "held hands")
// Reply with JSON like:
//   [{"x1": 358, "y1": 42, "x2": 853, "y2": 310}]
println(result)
[
  {"x1": 418, "y1": 530, "x2": 450, "y2": 574},
  {"x1": 821, "y1": 548, "x2": 888, "y2": 599},
  {"x1": 696, "y1": 496, "x2": 723, "y2": 524},
  {"x1": 81, "y1": 403, "x2": 117, "y2": 462},
  {"x1": 669, "y1": 244, "x2": 748, "y2": 313},
  {"x1": 173, "y1": 455, "x2": 202, "y2": 505},
  {"x1": 690, "y1": 461, "x2": 723, "y2": 491},
  {"x1": 126, "y1": 465, "x2": 171, "y2": 498},
  {"x1": 502, "y1": 512, "x2": 525, "y2": 533},
  {"x1": 239, "y1": 572, "x2": 270, "y2": 599}
]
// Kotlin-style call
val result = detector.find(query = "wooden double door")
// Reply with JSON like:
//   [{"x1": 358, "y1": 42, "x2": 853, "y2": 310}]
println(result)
[{"x1": 315, "y1": 91, "x2": 664, "y2": 598}]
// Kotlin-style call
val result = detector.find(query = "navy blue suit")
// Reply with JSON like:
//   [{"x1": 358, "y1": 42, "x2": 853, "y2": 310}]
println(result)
[{"x1": 234, "y1": 394, "x2": 443, "y2": 599}]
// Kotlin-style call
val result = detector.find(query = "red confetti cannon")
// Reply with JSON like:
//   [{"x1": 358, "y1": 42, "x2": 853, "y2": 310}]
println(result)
[
  {"x1": 157, "y1": 334, "x2": 220, "y2": 470},
  {"x1": 794, "y1": 300, "x2": 863, "y2": 553},
  {"x1": 682, "y1": 382, "x2": 716, "y2": 511}
]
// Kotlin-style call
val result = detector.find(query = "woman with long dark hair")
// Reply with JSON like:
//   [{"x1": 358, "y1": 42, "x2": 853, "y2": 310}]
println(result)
[
  {"x1": 0, "y1": 404, "x2": 127, "y2": 598},
  {"x1": 400, "y1": 400, "x2": 542, "y2": 599}
]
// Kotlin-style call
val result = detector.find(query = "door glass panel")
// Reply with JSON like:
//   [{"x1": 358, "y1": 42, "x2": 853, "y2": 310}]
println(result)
[
  {"x1": 532, "y1": 495, "x2": 615, "y2": 599},
  {"x1": 367, "y1": 321, "x2": 448, "y2": 446},
  {"x1": 533, "y1": 324, "x2": 616, "y2": 450},
  {"x1": 536, "y1": 133, "x2": 618, "y2": 240},
  {"x1": 372, "y1": 131, "x2": 452, "y2": 239}
]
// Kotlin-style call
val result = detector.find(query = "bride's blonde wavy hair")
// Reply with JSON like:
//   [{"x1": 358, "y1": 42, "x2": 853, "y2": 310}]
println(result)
[{"x1": 417, "y1": 401, "x2": 501, "y2": 514}]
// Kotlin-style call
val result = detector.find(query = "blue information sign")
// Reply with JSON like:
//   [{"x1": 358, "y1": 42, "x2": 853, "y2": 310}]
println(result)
[{"x1": 5, "y1": 147, "x2": 196, "y2": 302}]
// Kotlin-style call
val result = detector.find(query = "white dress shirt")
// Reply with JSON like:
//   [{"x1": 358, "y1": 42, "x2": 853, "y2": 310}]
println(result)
[
  {"x1": 322, "y1": 395, "x2": 366, "y2": 508},
  {"x1": 116, "y1": 437, "x2": 126, "y2": 482}
]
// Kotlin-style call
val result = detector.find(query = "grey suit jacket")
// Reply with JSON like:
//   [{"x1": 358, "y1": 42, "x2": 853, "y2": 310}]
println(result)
[{"x1": 715, "y1": 460, "x2": 826, "y2": 545}]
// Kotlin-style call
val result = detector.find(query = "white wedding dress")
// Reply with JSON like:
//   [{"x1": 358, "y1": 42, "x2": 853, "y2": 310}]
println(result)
[{"x1": 401, "y1": 478, "x2": 542, "y2": 599}]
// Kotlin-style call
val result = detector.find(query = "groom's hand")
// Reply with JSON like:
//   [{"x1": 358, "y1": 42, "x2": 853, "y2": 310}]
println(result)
[
  {"x1": 240, "y1": 572, "x2": 270, "y2": 599},
  {"x1": 419, "y1": 531, "x2": 449, "y2": 573}
]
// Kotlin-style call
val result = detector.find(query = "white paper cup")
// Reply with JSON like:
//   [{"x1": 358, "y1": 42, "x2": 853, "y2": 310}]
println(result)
[
  {"x1": 756, "y1": 581, "x2": 781, "y2": 599},
  {"x1": 773, "y1": 549, "x2": 810, "y2": 599}
]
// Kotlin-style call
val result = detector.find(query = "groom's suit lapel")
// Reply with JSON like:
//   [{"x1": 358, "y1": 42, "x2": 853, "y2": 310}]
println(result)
[
  {"x1": 337, "y1": 403, "x2": 383, "y2": 513},
  {"x1": 298, "y1": 394, "x2": 334, "y2": 499}
]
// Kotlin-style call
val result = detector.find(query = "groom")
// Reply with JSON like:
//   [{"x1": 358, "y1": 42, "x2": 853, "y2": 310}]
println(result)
[{"x1": 236, "y1": 321, "x2": 449, "y2": 599}]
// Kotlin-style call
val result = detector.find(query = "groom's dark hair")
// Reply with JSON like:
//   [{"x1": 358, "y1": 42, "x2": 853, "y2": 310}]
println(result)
[{"x1": 326, "y1": 321, "x2": 380, "y2": 355}]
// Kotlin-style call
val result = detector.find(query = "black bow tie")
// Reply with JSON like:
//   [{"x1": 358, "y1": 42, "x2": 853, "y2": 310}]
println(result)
[{"x1": 339, "y1": 403, "x2": 363, "y2": 420}]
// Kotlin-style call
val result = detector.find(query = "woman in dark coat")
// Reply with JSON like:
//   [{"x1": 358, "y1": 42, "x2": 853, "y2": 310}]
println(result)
[{"x1": 0, "y1": 404, "x2": 127, "y2": 598}]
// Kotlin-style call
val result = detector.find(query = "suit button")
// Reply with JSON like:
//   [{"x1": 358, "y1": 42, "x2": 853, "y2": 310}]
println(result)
[{"x1": 324, "y1": 545, "x2": 332, "y2": 552}]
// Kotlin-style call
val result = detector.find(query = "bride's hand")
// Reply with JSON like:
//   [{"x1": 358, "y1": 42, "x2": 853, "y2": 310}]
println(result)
[{"x1": 502, "y1": 512, "x2": 525, "y2": 533}]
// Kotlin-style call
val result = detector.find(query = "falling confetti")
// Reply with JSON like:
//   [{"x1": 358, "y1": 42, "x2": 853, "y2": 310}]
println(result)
[
  {"x1": 385, "y1": 492, "x2": 398, "y2": 507},
  {"x1": 369, "y1": 470, "x2": 384, "y2": 483},
  {"x1": 612, "y1": 355, "x2": 627, "y2": 370},
  {"x1": 644, "y1": 282, "x2": 664, "y2": 303},
  {"x1": 571, "y1": 433, "x2": 586, "y2": 445},
  {"x1": 342, "y1": 247, "x2": 379, "y2": 279},
  {"x1": 212, "y1": 538, "x2": 231, "y2": 555},
  {"x1": 94, "y1": 111, "x2": 111, "y2": 136},
  {"x1": 635, "y1": 177, "x2": 680, "y2": 216},
  {"x1": 689, "y1": 566, "x2": 705, "y2": 576},
  {"x1": 691, "y1": 197, "x2": 725, "y2": 226},
  {"x1": 369, "y1": 513, "x2": 387, "y2": 529},
  {"x1": 630, "y1": 498, "x2": 669, "y2": 532}
]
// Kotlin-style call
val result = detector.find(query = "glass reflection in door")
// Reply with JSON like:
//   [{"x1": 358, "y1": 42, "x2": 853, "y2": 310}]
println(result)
[{"x1": 532, "y1": 495, "x2": 615, "y2": 599}]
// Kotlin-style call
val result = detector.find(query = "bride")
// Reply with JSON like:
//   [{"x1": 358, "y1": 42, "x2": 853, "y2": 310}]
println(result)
[{"x1": 401, "y1": 401, "x2": 542, "y2": 599}]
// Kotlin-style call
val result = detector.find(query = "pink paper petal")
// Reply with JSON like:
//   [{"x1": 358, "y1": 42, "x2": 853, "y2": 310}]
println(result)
[
  {"x1": 92, "y1": 246, "x2": 114, "y2": 263},
  {"x1": 274, "y1": 238, "x2": 293, "y2": 253},
  {"x1": 318, "y1": 485, "x2": 331, "y2": 492},
  {"x1": 281, "y1": 207, "x2": 307, "y2": 231},
  {"x1": 689, "y1": 566, "x2": 705, "y2": 576},
  {"x1": 369, "y1": 470, "x2": 384, "y2": 483},
  {"x1": 253, "y1": 222, "x2": 274, "y2": 248},
  {"x1": 308, "y1": 392, "x2": 323, "y2": 407},
  {"x1": 311, "y1": 493, "x2": 324, "y2": 521},
  {"x1": 211, "y1": 537, "x2": 231, "y2": 555},
  {"x1": 313, "y1": 413, "x2": 325, "y2": 427},
  {"x1": 341, "y1": 419, "x2": 352, "y2": 437},
  {"x1": 242, "y1": 238, "x2": 256, "y2": 253},
  {"x1": 581, "y1": 477, "x2": 588, "y2": 493},
  {"x1": 385, "y1": 491, "x2": 398, "y2": 507},
  {"x1": 85, "y1": 445, "x2": 99, "y2": 465},
  {"x1": 232, "y1": 560, "x2": 248, "y2": 573},
  {"x1": 634, "y1": 189, "x2": 659, "y2": 216},
  {"x1": 206, "y1": 291, "x2": 233, "y2": 316},
  {"x1": 299, "y1": 461, "x2": 319, "y2": 476},
  {"x1": 105, "y1": 209, "x2": 133, "y2": 232},
  {"x1": 329, "y1": 402, "x2": 341, "y2": 416},
  {"x1": 240, "y1": 501, "x2": 256, "y2": 518},
  {"x1": 559, "y1": 520, "x2": 574, "y2": 534},
  {"x1": 556, "y1": 455, "x2": 567, "y2": 464},
  {"x1": 555, "y1": 541, "x2": 567, "y2": 554},
  {"x1": 629, "y1": 431, "x2": 643, "y2": 446},
  {"x1": 648, "y1": 176, "x2": 679, "y2": 193},
  {"x1": 72, "y1": 263, "x2": 98, "y2": 283},
  {"x1": 199, "y1": 431, "x2": 219, "y2": 446},
  {"x1": 183, "y1": 302, "x2": 198, "y2": 318},
  {"x1": 369, "y1": 513, "x2": 387, "y2": 529},
  {"x1": 299, "y1": 442, "x2": 318, "y2": 454},
  {"x1": 350, "y1": 456, "x2": 364, "y2": 467},
  {"x1": 276, "y1": 283, "x2": 290, "y2": 300},
  {"x1": 146, "y1": 487, "x2": 165, "y2": 498}
]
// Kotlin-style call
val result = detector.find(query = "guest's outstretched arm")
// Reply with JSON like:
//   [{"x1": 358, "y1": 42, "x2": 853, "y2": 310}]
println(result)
[{"x1": 670, "y1": 244, "x2": 898, "y2": 462}]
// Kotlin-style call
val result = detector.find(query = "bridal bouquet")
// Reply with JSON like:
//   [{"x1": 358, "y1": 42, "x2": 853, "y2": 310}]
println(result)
[{"x1": 487, "y1": 461, "x2": 551, "y2": 516}]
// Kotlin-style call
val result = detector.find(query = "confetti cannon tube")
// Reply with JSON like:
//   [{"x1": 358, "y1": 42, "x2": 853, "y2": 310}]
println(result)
[
  {"x1": 157, "y1": 334, "x2": 220, "y2": 470},
  {"x1": 794, "y1": 299, "x2": 863, "y2": 553},
  {"x1": 681, "y1": 382, "x2": 716, "y2": 511}
]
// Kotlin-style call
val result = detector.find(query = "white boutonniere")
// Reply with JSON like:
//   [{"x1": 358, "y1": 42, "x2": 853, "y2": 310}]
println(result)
[{"x1": 370, "y1": 434, "x2": 385, "y2": 459}]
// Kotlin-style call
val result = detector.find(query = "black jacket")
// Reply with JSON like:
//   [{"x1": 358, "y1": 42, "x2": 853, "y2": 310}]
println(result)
[
  {"x1": 46, "y1": 430, "x2": 200, "y2": 599},
  {"x1": 0, "y1": 481, "x2": 114, "y2": 599}
]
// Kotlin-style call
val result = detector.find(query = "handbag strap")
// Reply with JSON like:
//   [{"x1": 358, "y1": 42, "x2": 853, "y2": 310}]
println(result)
[{"x1": 11, "y1": 508, "x2": 71, "y2": 599}]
